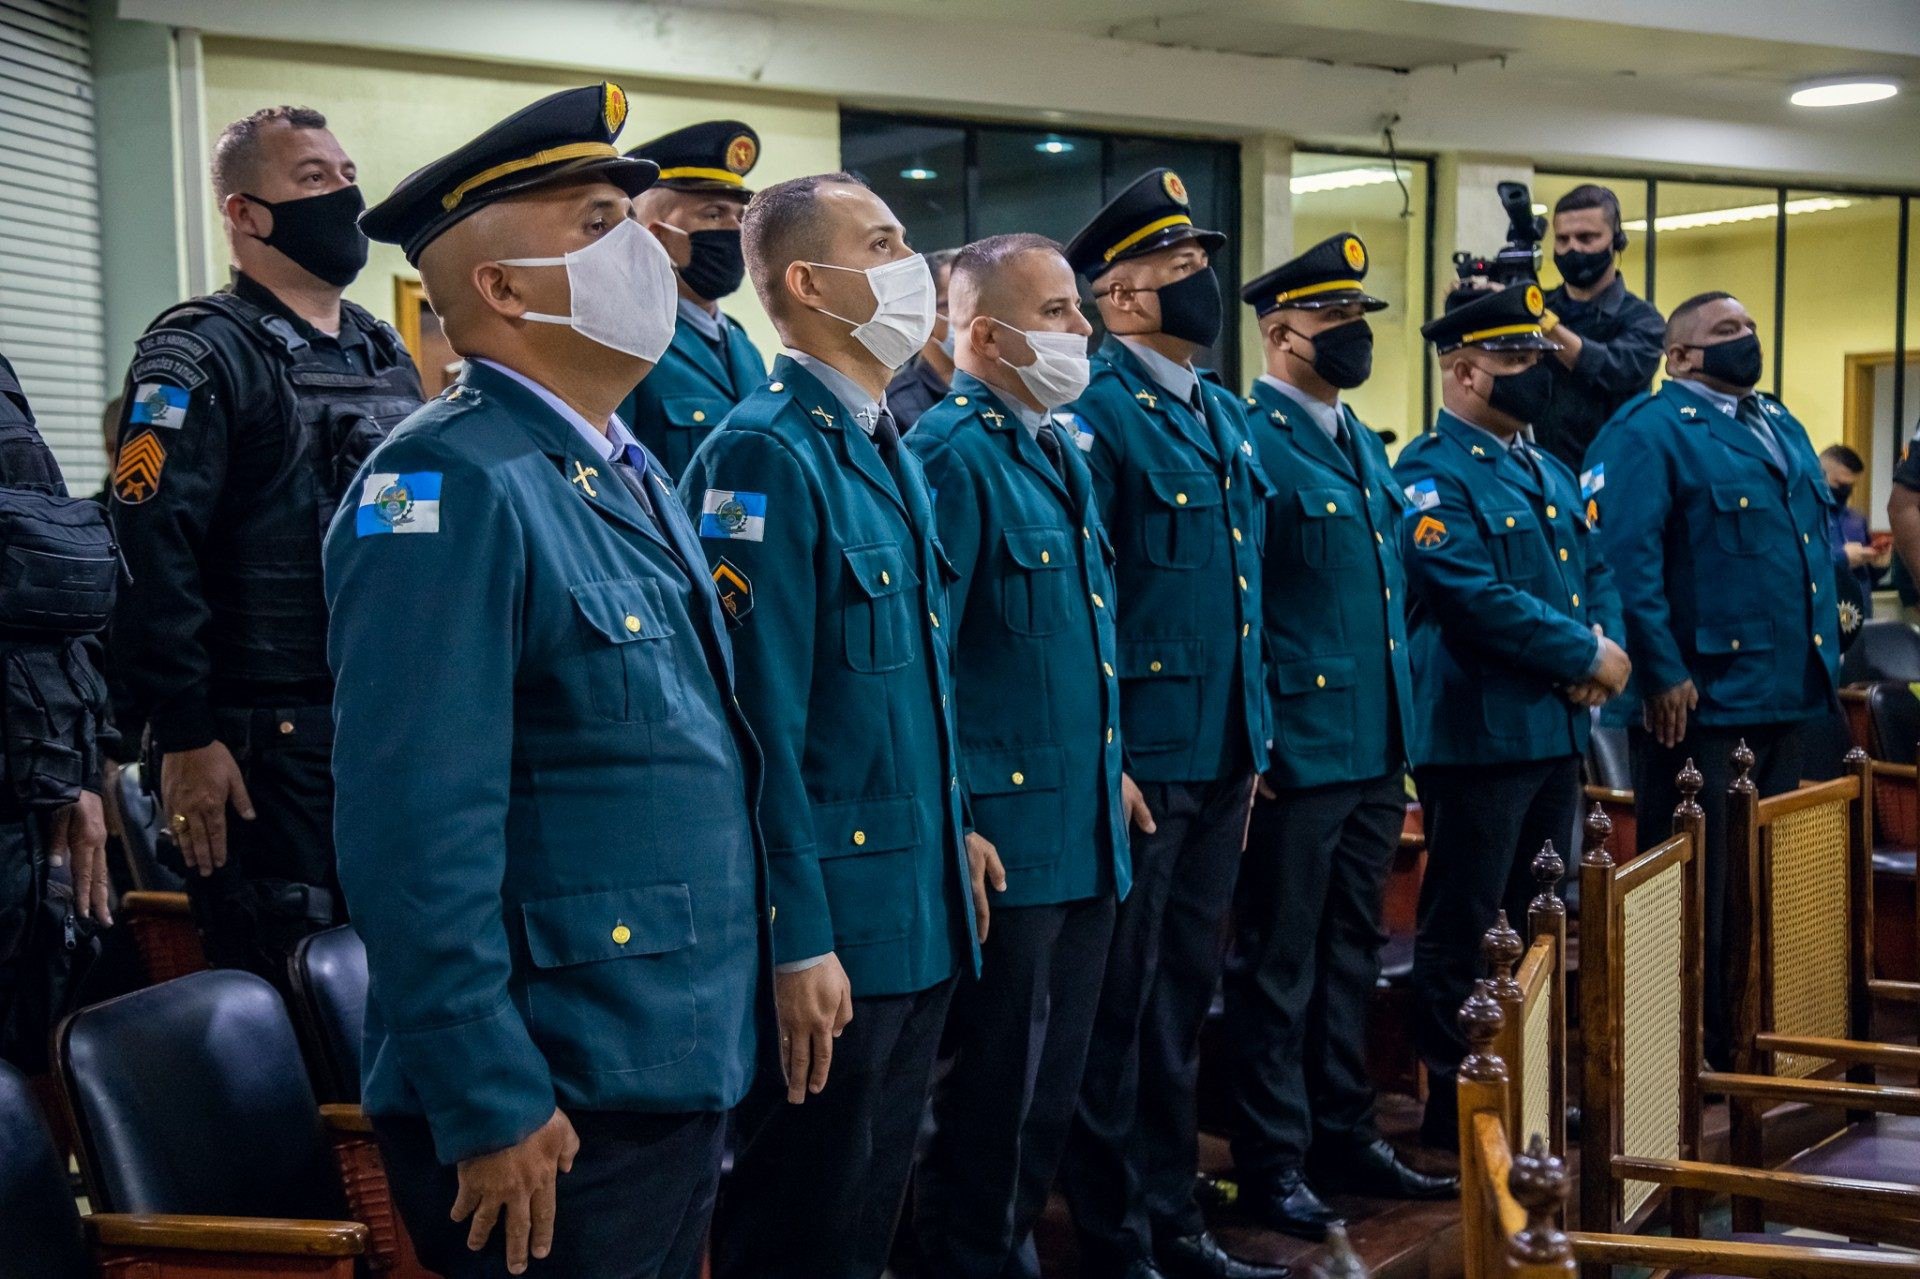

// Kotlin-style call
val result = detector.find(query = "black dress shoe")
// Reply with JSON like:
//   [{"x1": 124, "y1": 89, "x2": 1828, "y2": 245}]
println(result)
[
  {"x1": 1311, "y1": 1138, "x2": 1460, "y2": 1200},
  {"x1": 1156, "y1": 1230, "x2": 1292, "y2": 1279},
  {"x1": 1242, "y1": 1171, "x2": 1343, "y2": 1241}
]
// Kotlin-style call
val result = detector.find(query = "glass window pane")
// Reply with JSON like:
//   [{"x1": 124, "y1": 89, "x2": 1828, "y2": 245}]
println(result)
[
  {"x1": 1532, "y1": 174, "x2": 1649, "y2": 305},
  {"x1": 972, "y1": 127, "x2": 1103, "y2": 244},
  {"x1": 1643, "y1": 181, "x2": 1782, "y2": 392},
  {"x1": 1288, "y1": 151, "x2": 1431, "y2": 446},
  {"x1": 841, "y1": 113, "x2": 966, "y2": 253}
]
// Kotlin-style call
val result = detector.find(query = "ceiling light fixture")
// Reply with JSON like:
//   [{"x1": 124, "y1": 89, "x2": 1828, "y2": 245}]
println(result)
[
  {"x1": 1035, "y1": 135, "x2": 1076, "y2": 155},
  {"x1": 899, "y1": 167, "x2": 939, "y2": 181},
  {"x1": 1621, "y1": 196, "x2": 1853, "y2": 233},
  {"x1": 1790, "y1": 78, "x2": 1898, "y2": 108},
  {"x1": 1290, "y1": 167, "x2": 1398, "y2": 195}
]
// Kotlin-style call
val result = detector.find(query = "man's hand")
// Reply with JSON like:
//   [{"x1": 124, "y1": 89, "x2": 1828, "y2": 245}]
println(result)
[
  {"x1": 101, "y1": 759, "x2": 125, "y2": 843},
  {"x1": 1122, "y1": 773, "x2": 1158, "y2": 832},
  {"x1": 1645, "y1": 679, "x2": 1699, "y2": 749},
  {"x1": 161, "y1": 742, "x2": 255, "y2": 875},
  {"x1": 966, "y1": 831, "x2": 1006, "y2": 944},
  {"x1": 1563, "y1": 680, "x2": 1608, "y2": 709},
  {"x1": 48, "y1": 791, "x2": 110, "y2": 924},
  {"x1": 1591, "y1": 636, "x2": 1632, "y2": 696},
  {"x1": 774, "y1": 954, "x2": 853, "y2": 1103},
  {"x1": 451, "y1": 1108, "x2": 579, "y2": 1275}
]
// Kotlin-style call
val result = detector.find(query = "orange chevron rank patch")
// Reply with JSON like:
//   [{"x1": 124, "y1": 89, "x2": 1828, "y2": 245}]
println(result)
[
  {"x1": 712, "y1": 557, "x2": 753, "y2": 622},
  {"x1": 1412, "y1": 514, "x2": 1449, "y2": 549},
  {"x1": 113, "y1": 429, "x2": 168, "y2": 504}
]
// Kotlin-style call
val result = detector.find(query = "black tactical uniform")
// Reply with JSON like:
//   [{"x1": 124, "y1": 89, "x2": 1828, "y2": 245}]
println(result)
[
  {"x1": 108, "y1": 273, "x2": 421, "y2": 983},
  {"x1": 0, "y1": 353, "x2": 116, "y2": 1071}
]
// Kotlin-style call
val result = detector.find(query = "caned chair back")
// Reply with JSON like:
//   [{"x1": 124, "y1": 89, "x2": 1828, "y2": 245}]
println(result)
[
  {"x1": 1726, "y1": 750, "x2": 1873, "y2": 1077},
  {"x1": 1579, "y1": 776, "x2": 1707, "y2": 1239},
  {"x1": 1486, "y1": 841, "x2": 1569, "y2": 1158}
]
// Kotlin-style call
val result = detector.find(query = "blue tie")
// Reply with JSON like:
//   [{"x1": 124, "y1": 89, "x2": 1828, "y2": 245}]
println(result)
[{"x1": 611, "y1": 442, "x2": 656, "y2": 516}]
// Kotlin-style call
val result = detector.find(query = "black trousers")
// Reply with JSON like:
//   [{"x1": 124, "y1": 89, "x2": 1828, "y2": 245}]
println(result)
[
  {"x1": 1060, "y1": 775, "x2": 1253, "y2": 1268},
  {"x1": 915, "y1": 894, "x2": 1117, "y2": 1279},
  {"x1": 1412, "y1": 756, "x2": 1580, "y2": 1124},
  {"x1": 375, "y1": 1108, "x2": 725, "y2": 1279},
  {"x1": 162, "y1": 705, "x2": 341, "y2": 990},
  {"x1": 1225, "y1": 773, "x2": 1405, "y2": 1186},
  {"x1": 1632, "y1": 720, "x2": 1808, "y2": 1066},
  {"x1": 715, "y1": 976, "x2": 956, "y2": 1279}
]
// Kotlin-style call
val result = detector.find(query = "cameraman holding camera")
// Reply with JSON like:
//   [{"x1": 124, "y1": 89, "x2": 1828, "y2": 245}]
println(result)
[{"x1": 1533, "y1": 185, "x2": 1665, "y2": 470}]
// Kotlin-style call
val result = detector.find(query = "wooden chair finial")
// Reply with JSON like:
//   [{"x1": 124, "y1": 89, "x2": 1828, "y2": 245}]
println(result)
[
  {"x1": 1675, "y1": 757, "x2": 1705, "y2": 821},
  {"x1": 1529, "y1": 840, "x2": 1566, "y2": 920},
  {"x1": 1485, "y1": 911, "x2": 1524, "y2": 1000},
  {"x1": 1731, "y1": 738, "x2": 1757, "y2": 794},
  {"x1": 1845, "y1": 744, "x2": 1870, "y2": 769},
  {"x1": 1508, "y1": 1133, "x2": 1573, "y2": 1266},
  {"x1": 1459, "y1": 979, "x2": 1507, "y2": 1082},
  {"x1": 1581, "y1": 803, "x2": 1615, "y2": 869}
]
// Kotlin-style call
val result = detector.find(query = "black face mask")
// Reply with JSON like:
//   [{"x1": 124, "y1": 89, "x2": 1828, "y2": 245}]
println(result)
[
  {"x1": 1693, "y1": 332, "x2": 1764, "y2": 391},
  {"x1": 242, "y1": 184, "x2": 369, "y2": 288},
  {"x1": 1485, "y1": 361, "x2": 1554, "y2": 426},
  {"x1": 680, "y1": 228, "x2": 745, "y2": 302},
  {"x1": 1553, "y1": 247, "x2": 1614, "y2": 290},
  {"x1": 1154, "y1": 267, "x2": 1223, "y2": 348},
  {"x1": 1295, "y1": 317, "x2": 1373, "y2": 389},
  {"x1": 1832, "y1": 482, "x2": 1855, "y2": 506}
]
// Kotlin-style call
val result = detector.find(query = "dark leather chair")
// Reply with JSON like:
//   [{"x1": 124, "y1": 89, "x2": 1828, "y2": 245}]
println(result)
[
  {"x1": 0, "y1": 1058, "x2": 90, "y2": 1279},
  {"x1": 289, "y1": 925, "x2": 368, "y2": 1104},
  {"x1": 1840, "y1": 619, "x2": 1920, "y2": 686},
  {"x1": 1864, "y1": 683, "x2": 1920, "y2": 980},
  {"x1": 1869, "y1": 681, "x2": 1920, "y2": 767}
]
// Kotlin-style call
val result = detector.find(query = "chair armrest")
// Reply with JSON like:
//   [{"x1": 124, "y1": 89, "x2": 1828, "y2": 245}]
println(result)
[
  {"x1": 320, "y1": 1102, "x2": 374, "y2": 1134},
  {"x1": 1755, "y1": 1034, "x2": 1920, "y2": 1072},
  {"x1": 1872, "y1": 762, "x2": 1919, "y2": 781},
  {"x1": 1871, "y1": 979, "x2": 1920, "y2": 1004},
  {"x1": 118, "y1": 890, "x2": 192, "y2": 917},
  {"x1": 1704, "y1": 1071, "x2": 1920, "y2": 1117},
  {"x1": 1572, "y1": 1232, "x2": 1920, "y2": 1279},
  {"x1": 1583, "y1": 785, "x2": 1635, "y2": 805},
  {"x1": 1614, "y1": 1156, "x2": 1920, "y2": 1222},
  {"x1": 85, "y1": 1212, "x2": 367, "y2": 1256}
]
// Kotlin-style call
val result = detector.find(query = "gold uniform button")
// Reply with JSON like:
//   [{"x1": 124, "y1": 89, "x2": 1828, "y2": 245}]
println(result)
[
  {"x1": 1389, "y1": 638, "x2": 1397, "y2": 651},
  {"x1": 768, "y1": 381, "x2": 784, "y2": 392},
  {"x1": 1810, "y1": 582, "x2": 1818, "y2": 595},
  {"x1": 1176, "y1": 493, "x2": 1189, "y2": 505},
  {"x1": 852, "y1": 830, "x2": 866, "y2": 847},
  {"x1": 1083, "y1": 526, "x2": 1091, "y2": 539},
  {"x1": 1107, "y1": 727, "x2": 1114, "y2": 743},
  {"x1": 1011, "y1": 772, "x2": 1025, "y2": 786},
  {"x1": 1572, "y1": 593, "x2": 1581, "y2": 606},
  {"x1": 624, "y1": 615, "x2": 642, "y2": 633},
  {"x1": 692, "y1": 410, "x2": 706, "y2": 423},
  {"x1": 1739, "y1": 496, "x2": 1750, "y2": 508},
  {"x1": 1325, "y1": 502, "x2": 1338, "y2": 514},
  {"x1": 1505, "y1": 516, "x2": 1516, "y2": 528},
  {"x1": 1803, "y1": 533, "x2": 1810, "y2": 544},
  {"x1": 1092, "y1": 593, "x2": 1105, "y2": 608},
  {"x1": 955, "y1": 396, "x2": 970, "y2": 406},
  {"x1": 1315, "y1": 674, "x2": 1327, "y2": 688},
  {"x1": 1815, "y1": 633, "x2": 1825, "y2": 647},
  {"x1": 1384, "y1": 587, "x2": 1392, "y2": 600},
  {"x1": 1233, "y1": 528, "x2": 1243, "y2": 542},
  {"x1": 1238, "y1": 575, "x2": 1248, "y2": 590},
  {"x1": 1104, "y1": 662, "x2": 1115, "y2": 677},
  {"x1": 1225, "y1": 476, "x2": 1233, "y2": 489},
  {"x1": 1730, "y1": 639, "x2": 1742, "y2": 651},
  {"x1": 1242, "y1": 623, "x2": 1250, "y2": 637},
  {"x1": 770, "y1": 906, "x2": 777, "y2": 922},
  {"x1": 1375, "y1": 532, "x2": 1383, "y2": 545},
  {"x1": 278, "y1": 720, "x2": 295, "y2": 735},
  {"x1": 880, "y1": 570, "x2": 891, "y2": 585},
  {"x1": 1546, "y1": 504, "x2": 1558, "y2": 519},
  {"x1": 1559, "y1": 548, "x2": 1569, "y2": 561},
  {"x1": 930, "y1": 612, "x2": 941, "y2": 627},
  {"x1": 1149, "y1": 660, "x2": 1163, "y2": 673},
  {"x1": 612, "y1": 925, "x2": 632, "y2": 945},
  {"x1": 1041, "y1": 551, "x2": 1051, "y2": 564}
]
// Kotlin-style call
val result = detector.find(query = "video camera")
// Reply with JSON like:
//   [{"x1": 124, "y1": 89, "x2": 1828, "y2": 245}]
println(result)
[{"x1": 1452, "y1": 180, "x2": 1546, "y2": 288}]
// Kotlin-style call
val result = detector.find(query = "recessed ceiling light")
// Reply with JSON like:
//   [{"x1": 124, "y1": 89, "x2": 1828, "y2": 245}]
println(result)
[
  {"x1": 1290, "y1": 167, "x2": 1398, "y2": 195},
  {"x1": 900, "y1": 167, "x2": 938, "y2": 181},
  {"x1": 1035, "y1": 135, "x2": 1076, "y2": 155},
  {"x1": 1790, "y1": 79, "x2": 1898, "y2": 108}
]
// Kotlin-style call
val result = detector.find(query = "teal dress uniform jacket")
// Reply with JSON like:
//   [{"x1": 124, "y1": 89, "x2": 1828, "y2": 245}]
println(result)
[
  {"x1": 324, "y1": 361, "x2": 769, "y2": 1165},
  {"x1": 1065, "y1": 338, "x2": 1269, "y2": 785},
  {"x1": 906, "y1": 372, "x2": 1131, "y2": 909},
  {"x1": 618, "y1": 312, "x2": 765, "y2": 479},
  {"x1": 677, "y1": 355, "x2": 977, "y2": 997},
  {"x1": 1393, "y1": 410, "x2": 1623, "y2": 769},
  {"x1": 1583, "y1": 382, "x2": 1839, "y2": 726},
  {"x1": 1246, "y1": 380, "x2": 1413, "y2": 789}
]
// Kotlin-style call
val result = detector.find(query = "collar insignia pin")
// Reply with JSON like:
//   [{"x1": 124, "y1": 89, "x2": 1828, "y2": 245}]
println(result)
[
  {"x1": 570, "y1": 461, "x2": 599, "y2": 498},
  {"x1": 981, "y1": 408, "x2": 1005, "y2": 428},
  {"x1": 810, "y1": 406, "x2": 836, "y2": 429},
  {"x1": 1134, "y1": 389, "x2": 1158, "y2": 410}
]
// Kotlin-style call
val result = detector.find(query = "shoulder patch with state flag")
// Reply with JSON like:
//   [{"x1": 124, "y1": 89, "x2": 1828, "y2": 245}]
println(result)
[
  {"x1": 130, "y1": 382, "x2": 190, "y2": 430},
  {"x1": 355, "y1": 472, "x2": 441, "y2": 536},
  {"x1": 1404, "y1": 478, "x2": 1440, "y2": 513},
  {"x1": 1052, "y1": 412, "x2": 1095, "y2": 452},
  {"x1": 1412, "y1": 514, "x2": 1449, "y2": 549},
  {"x1": 699, "y1": 488, "x2": 766, "y2": 541},
  {"x1": 1580, "y1": 463, "x2": 1605, "y2": 500}
]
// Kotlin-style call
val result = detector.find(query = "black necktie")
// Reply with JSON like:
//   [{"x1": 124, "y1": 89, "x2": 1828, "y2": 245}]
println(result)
[
  {"x1": 1035, "y1": 421, "x2": 1065, "y2": 478},
  {"x1": 1736, "y1": 397, "x2": 1785, "y2": 469},
  {"x1": 610, "y1": 443, "x2": 656, "y2": 518},
  {"x1": 1511, "y1": 439, "x2": 1542, "y2": 486},
  {"x1": 870, "y1": 406, "x2": 904, "y2": 483}
]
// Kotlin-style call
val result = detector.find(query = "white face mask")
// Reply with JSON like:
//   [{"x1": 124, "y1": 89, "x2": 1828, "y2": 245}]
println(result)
[
  {"x1": 808, "y1": 254, "x2": 936, "y2": 371},
  {"x1": 497, "y1": 218, "x2": 677, "y2": 363},
  {"x1": 993, "y1": 321, "x2": 1091, "y2": 409}
]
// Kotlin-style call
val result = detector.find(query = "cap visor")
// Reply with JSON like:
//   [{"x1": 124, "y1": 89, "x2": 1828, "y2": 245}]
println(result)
[
  {"x1": 1288, "y1": 289, "x2": 1390, "y2": 313},
  {"x1": 1112, "y1": 224, "x2": 1227, "y2": 267},
  {"x1": 1477, "y1": 333, "x2": 1562, "y2": 352}
]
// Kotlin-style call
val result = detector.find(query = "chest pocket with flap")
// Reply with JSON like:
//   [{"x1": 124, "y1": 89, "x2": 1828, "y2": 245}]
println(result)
[
  {"x1": 570, "y1": 577, "x2": 677, "y2": 724},
  {"x1": 1142, "y1": 469, "x2": 1219, "y2": 570},
  {"x1": 1001, "y1": 526, "x2": 1077, "y2": 636},
  {"x1": 843, "y1": 542, "x2": 918, "y2": 673}
]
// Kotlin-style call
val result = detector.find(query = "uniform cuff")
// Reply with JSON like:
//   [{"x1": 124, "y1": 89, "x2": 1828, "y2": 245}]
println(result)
[
  {"x1": 775, "y1": 954, "x2": 830, "y2": 974},
  {"x1": 385, "y1": 1001, "x2": 556, "y2": 1165},
  {"x1": 767, "y1": 844, "x2": 836, "y2": 965}
]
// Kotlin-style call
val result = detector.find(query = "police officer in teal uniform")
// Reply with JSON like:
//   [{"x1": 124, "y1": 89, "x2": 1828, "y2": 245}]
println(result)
[
  {"x1": 1055, "y1": 169, "x2": 1282, "y2": 1279},
  {"x1": 331, "y1": 84, "x2": 768, "y2": 1279},
  {"x1": 616, "y1": 120, "x2": 767, "y2": 478},
  {"x1": 677, "y1": 172, "x2": 982, "y2": 1279},
  {"x1": 1394, "y1": 284, "x2": 1631, "y2": 1147},
  {"x1": 1584, "y1": 289, "x2": 1840, "y2": 1064},
  {"x1": 1227, "y1": 233, "x2": 1456, "y2": 1239},
  {"x1": 906, "y1": 233, "x2": 1153, "y2": 1279}
]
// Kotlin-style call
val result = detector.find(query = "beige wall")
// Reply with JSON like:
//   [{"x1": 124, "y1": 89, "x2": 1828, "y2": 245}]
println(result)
[{"x1": 199, "y1": 38, "x2": 843, "y2": 358}]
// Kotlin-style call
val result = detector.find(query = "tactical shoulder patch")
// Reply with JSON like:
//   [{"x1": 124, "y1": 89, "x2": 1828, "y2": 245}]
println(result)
[
  {"x1": 699, "y1": 488, "x2": 766, "y2": 541},
  {"x1": 128, "y1": 328, "x2": 214, "y2": 391},
  {"x1": 355, "y1": 472, "x2": 442, "y2": 536},
  {"x1": 129, "y1": 382, "x2": 190, "y2": 430},
  {"x1": 113, "y1": 430, "x2": 168, "y2": 504}
]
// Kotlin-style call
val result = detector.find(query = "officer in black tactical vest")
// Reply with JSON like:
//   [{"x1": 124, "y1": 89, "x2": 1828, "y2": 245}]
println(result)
[
  {"x1": 108, "y1": 106, "x2": 422, "y2": 986},
  {"x1": 0, "y1": 352, "x2": 115, "y2": 1072}
]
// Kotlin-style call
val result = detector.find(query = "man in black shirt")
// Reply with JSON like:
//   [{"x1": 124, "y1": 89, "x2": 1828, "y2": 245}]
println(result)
[
  {"x1": 885, "y1": 247, "x2": 959, "y2": 429},
  {"x1": 108, "y1": 105, "x2": 421, "y2": 985},
  {"x1": 1530, "y1": 184, "x2": 1665, "y2": 471}
]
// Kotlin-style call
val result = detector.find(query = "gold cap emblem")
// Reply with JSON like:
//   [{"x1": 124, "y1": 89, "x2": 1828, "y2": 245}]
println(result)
[
  {"x1": 1524, "y1": 284, "x2": 1545, "y2": 315},
  {"x1": 1162, "y1": 171, "x2": 1189, "y2": 205},
  {"x1": 602, "y1": 84, "x2": 628, "y2": 136},
  {"x1": 726, "y1": 133, "x2": 758, "y2": 174},
  {"x1": 1343, "y1": 236, "x2": 1366, "y2": 270}
]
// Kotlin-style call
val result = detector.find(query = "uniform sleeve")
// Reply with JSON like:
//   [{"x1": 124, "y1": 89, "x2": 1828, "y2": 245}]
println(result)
[
  {"x1": 1579, "y1": 511, "x2": 1625, "y2": 646},
  {"x1": 1395, "y1": 461, "x2": 1600, "y2": 685},
  {"x1": 677, "y1": 430, "x2": 831, "y2": 965},
  {"x1": 107, "y1": 324, "x2": 235, "y2": 753},
  {"x1": 905, "y1": 433, "x2": 983, "y2": 634},
  {"x1": 1072, "y1": 384, "x2": 1129, "y2": 522},
  {"x1": 1585, "y1": 418, "x2": 1689, "y2": 694},
  {"x1": 1565, "y1": 296, "x2": 1664, "y2": 401},
  {"x1": 324, "y1": 440, "x2": 552, "y2": 1165}
]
